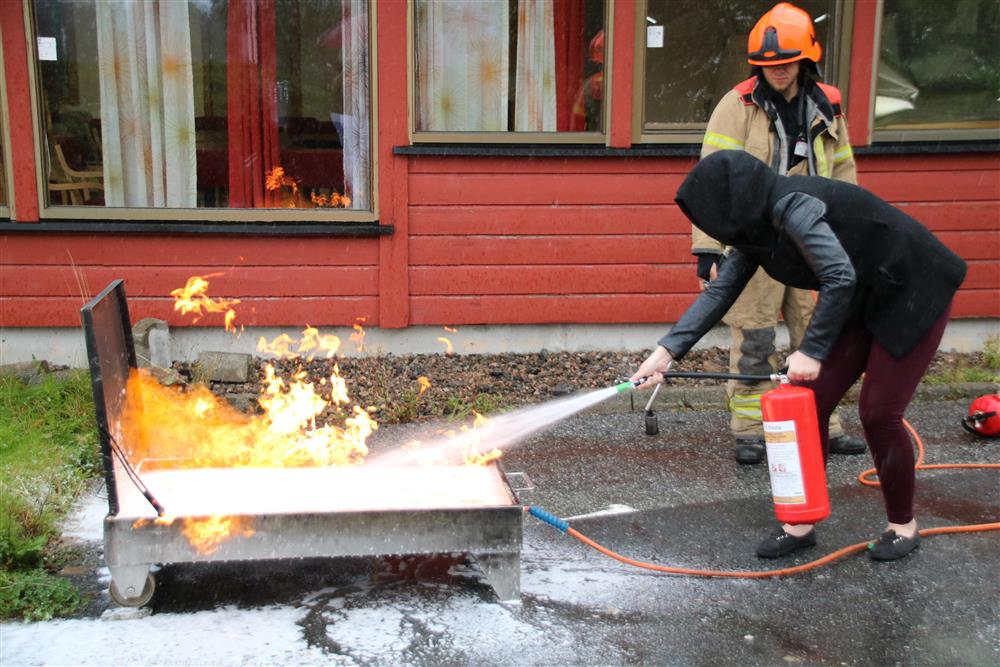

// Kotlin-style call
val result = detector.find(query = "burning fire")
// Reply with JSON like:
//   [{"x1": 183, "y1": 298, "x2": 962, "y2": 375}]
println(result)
[
  {"x1": 350, "y1": 317, "x2": 367, "y2": 352},
  {"x1": 122, "y1": 366, "x2": 373, "y2": 468},
  {"x1": 266, "y1": 166, "x2": 351, "y2": 209},
  {"x1": 133, "y1": 515, "x2": 256, "y2": 556},
  {"x1": 399, "y1": 411, "x2": 501, "y2": 467},
  {"x1": 170, "y1": 274, "x2": 240, "y2": 333},
  {"x1": 180, "y1": 516, "x2": 255, "y2": 554},
  {"x1": 437, "y1": 336, "x2": 454, "y2": 355},
  {"x1": 120, "y1": 278, "x2": 499, "y2": 554}
]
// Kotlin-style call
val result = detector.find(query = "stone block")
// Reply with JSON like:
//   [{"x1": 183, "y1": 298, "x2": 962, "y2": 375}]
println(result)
[
  {"x1": 196, "y1": 351, "x2": 252, "y2": 384},
  {"x1": 132, "y1": 318, "x2": 170, "y2": 369}
]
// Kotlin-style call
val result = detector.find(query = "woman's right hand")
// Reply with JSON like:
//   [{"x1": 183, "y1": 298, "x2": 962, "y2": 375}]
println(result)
[{"x1": 630, "y1": 345, "x2": 674, "y2": 390}]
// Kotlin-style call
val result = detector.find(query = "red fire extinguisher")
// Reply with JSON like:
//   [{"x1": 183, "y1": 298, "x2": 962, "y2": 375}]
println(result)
[{"x1": 760, "y1": 383, "x2": 830, "y2": 525}]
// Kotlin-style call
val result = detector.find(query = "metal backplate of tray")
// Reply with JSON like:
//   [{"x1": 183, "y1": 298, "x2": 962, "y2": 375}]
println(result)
[{"x1": 81, "y1": 281, "x2": 523, "y2": 606}]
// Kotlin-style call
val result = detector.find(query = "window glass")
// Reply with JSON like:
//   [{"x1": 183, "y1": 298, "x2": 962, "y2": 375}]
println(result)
[
  {"x1": 33, "y1": 0, "x2": 371, "y2": 210},
  {"x1": 641, "y1": 0, "x2": 838, "y2": 130},
  {"x1": 413, "y1": 0, "x2": 606, "y2": 133},
  {"x1": 875, "y1": 0, "x2": 999, "y2": 131}
]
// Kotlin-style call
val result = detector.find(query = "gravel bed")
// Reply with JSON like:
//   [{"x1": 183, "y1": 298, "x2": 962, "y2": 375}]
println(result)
[{"x1": 175, "y1": 348, "x2": 994, "y2": 425}]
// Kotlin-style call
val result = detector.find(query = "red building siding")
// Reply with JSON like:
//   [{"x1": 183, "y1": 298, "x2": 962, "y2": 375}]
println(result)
[
  {"x1": 403, "y1": 152, "x2": 1000, "y2": 328},
  {"x1": 0, "y1": 0, "x2": 997, "y2": 331},
  {"x1": 0, "y1": 235, "x2": 381, "y2": 326}
]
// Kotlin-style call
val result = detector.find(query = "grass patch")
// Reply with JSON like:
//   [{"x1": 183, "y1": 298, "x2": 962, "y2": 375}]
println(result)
[
  {"x1": 443, "y1": 393, "x2": 503, "y2": 421},
  {"x1": 924, "y1": 338, "x2": 1000, "y2": 386},
  {"x1": 0, "y1": 370, "x2": 101, "y2": 621}
]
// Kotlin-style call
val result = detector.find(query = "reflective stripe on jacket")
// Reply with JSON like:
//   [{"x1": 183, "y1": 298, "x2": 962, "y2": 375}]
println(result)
[{"x1": 693, "y1": 76, "x2": 857, "y2": 256}]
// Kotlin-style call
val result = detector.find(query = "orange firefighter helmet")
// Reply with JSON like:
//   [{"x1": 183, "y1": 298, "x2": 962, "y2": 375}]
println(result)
[
  {"x1": 747, "y1": 2, "x2": 822, "y2": 66},
  {"x1": 589, "y1": 29, "x2": 604, "y2": 65}
]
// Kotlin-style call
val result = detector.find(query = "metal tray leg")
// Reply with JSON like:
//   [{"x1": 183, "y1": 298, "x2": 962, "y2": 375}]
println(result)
[{"x1": 476, "y1": 552, "x2": 520, "y2": 602}]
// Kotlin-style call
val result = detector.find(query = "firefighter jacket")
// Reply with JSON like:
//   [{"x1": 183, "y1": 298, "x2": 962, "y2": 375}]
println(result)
[
  {"x1": 667, "y1": 151, "x2": 966, "y2": 361},
  {"x1": 692, "y1": 76, "x2": 857, "y2": 258}
]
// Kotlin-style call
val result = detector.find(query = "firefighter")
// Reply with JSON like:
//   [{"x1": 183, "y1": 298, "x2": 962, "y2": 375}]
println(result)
[
  {"x1": 635, "y1": 150, "x2": 967, "y2": 560},
  {"x1": 693, "y1": 2, "x2": 866, "y2": 464}
]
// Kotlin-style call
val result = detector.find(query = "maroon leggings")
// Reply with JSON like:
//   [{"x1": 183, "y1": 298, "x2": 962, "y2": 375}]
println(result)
[{"x1": 803, "y1": 307, "x2": 951, "y2": 524}]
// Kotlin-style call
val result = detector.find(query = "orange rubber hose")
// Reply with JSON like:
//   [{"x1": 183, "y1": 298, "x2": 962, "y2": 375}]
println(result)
[
  {"x1": 561, "y1": 419, "x2": 999, "y2": 578},
  {"x1": 857, "y1": 419, "x2": 1000, "y2": 486}
]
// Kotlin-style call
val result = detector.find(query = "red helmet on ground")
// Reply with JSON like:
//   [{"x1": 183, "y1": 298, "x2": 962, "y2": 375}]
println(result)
[
  {"x1": 747, "y1": 3, "x2": 822, "y2": 66},
  {"x1": 962, "y1": 394, "x2": 1000, "y2": 437}
]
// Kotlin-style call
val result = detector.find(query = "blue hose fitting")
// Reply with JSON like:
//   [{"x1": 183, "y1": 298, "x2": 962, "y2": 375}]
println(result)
[{"x1": 526, "y1": 505, "x2": 570, "y2": 533}]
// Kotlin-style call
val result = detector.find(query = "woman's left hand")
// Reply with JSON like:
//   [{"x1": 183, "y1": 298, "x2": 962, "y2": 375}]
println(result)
[{"x1": 786, "y1": 350, "x2": 822, "y2": 382}]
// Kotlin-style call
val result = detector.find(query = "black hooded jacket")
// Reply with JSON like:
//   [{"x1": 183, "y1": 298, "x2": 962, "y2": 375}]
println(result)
[{"x1": 665, "y1": 151, "x2": 967, "y2": 360}]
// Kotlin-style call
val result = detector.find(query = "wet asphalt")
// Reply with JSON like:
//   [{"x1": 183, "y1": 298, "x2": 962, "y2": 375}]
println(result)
[{"x1": 71, "y1": 396, "x2": 998, "y2": 666}]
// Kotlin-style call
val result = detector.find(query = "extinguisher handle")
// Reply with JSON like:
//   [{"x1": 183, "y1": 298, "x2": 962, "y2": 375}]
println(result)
[{"x1": 963, "y1": 412, "x2": 999, "y2": 437}]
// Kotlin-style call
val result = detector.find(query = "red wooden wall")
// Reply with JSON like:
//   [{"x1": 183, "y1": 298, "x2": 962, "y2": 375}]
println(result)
[
  {"x1": 0, "y1": 0, "x2": 997, "y2": 331},
  {"x1": 0, "y1": 235, "x2": 382, "y2": 326},
  {"x1": 403, "y1": 152, "x2": 1000, "y2": 327}
]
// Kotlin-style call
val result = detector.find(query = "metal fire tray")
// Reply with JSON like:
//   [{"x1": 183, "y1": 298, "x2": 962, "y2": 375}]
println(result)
[{"x1": 81, "y1": 281, "x2": 523, "y2": 606}]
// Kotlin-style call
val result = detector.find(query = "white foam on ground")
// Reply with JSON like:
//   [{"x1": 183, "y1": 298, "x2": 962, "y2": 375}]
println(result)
[{"x1": 61, "y1": 489, "x2": 108, "y2": 542}]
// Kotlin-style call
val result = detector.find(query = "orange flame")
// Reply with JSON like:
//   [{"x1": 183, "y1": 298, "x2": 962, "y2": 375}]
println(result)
[
  {"x1": 459, "y1": 411, "x2": 502, "y2": 465},
  {"x1": 437, "y1": 337, "x2": 454, "y2": 356},
  {"x1": 265, "y1": 166, "x2": 298, "y2": 194},
  {"x1": 132, "y1": 277, "x2": 502, "y2": 553},
  {"x1": 257, "y1": 327, "x2": 341, "y2": 361},
  {"x1": 395, "y1": 412, "x2": 498, "y2": 467},
  {"x1": 123, "y1": 367, "x2": 373, "y2": 468},
  {"x1": 350, "y1": 317, "x2": 367, "y2": 352},
  {"x1": 181, "y1": 516, "x2": 255, "y2": 554},
  {"x1": 170, "y1": 275, "x2": 240, "y2": 333},
  {"x1": 131, "y1": 515, "x2": 255, "y2": 555}
]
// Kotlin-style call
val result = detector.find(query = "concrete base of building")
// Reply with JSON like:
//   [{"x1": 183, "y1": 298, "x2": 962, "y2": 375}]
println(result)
[{"x1": 1, "y1": 320, "x2": 997, "y2": 369}]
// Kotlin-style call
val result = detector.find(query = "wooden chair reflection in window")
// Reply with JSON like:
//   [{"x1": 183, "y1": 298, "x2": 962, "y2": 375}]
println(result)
[{"x1": 48, "y1": 139, "x2": 104, "y2": 206}]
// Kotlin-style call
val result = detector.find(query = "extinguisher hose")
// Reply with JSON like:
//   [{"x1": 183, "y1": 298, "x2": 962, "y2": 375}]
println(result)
[
  {"x1": 526, "y1": 419, "x2": 999, "y2": 579},
  {"x1": 631, "y1": 370, "x2": 786, "y2": 385}
]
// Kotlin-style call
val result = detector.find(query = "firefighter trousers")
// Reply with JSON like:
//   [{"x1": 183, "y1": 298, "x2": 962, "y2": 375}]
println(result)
[{"x1": 721, "y1": 267, "x2": 847, "y2": 439}]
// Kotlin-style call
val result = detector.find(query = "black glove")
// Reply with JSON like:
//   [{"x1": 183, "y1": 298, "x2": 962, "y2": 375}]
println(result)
[{"x1": 695, "y1": 253, "x2": 720, "y2": 281}]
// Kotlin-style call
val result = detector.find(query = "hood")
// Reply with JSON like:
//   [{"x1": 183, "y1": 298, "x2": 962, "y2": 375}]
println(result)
[{"x1": 675, "y1": 151, "x2": 777, "y2": 247}]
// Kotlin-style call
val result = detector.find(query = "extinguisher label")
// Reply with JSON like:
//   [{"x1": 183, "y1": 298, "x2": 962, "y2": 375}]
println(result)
[{"x1": 763, "y1": 420, "x2": 806, "y2": 504}]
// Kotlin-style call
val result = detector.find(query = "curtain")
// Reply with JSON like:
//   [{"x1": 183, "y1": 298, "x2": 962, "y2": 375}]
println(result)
[
  {"x1": 515, "y1": 0, "x2": 556, "y2": 131},
  {"x1": 341, "y1": 0, "x2": 370, "y2": 209},
  {"x1": 96, "y1": 0, "x2": 196, "y2": 207},
  {"x1": 226, "y1": 0, "x2": 280, "y2": 208},
  {"x1": 553, "y1": 0, "x2": 585, "y2": 131},
  {"x1": 415, "y1": 0, "x2": 509, "y2": 131}
]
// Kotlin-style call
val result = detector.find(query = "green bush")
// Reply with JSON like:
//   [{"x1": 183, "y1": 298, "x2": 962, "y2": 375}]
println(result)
[
  {"x1": 0, "y1": 570, "x2": 81, "y2": 622},
  {"x1": 0, "y1": 371, "x2": 100, "y2": 621}
]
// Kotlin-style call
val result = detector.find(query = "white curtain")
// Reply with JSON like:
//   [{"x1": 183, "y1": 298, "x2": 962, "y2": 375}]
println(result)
[
  {"x1": 96, "y1": 0, "x2": 196, "y2": 207},
  {"x1": 415, "y1": 0, "x2": 509, "y2": 131},
  {"x1": 341, "y1": 0, "x2": 370, "y2": 209},
  {"x1": 515, "y1": 0, "x2": 556, "y2": 131}
]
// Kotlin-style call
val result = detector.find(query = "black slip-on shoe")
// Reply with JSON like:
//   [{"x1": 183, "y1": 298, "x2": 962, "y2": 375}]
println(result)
[
  {"x1": 756, "y1": 527, "x2": 817, "y2": 558},
  {"x1": 829, "y1": 434, "x2": 866, "y2": 455},
  {"x1": 735, "y1": 438, "x2": 765, "y2": 465},
  {"x1": 869, "y1": 529, "x2": 920, "y2": 561}
]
